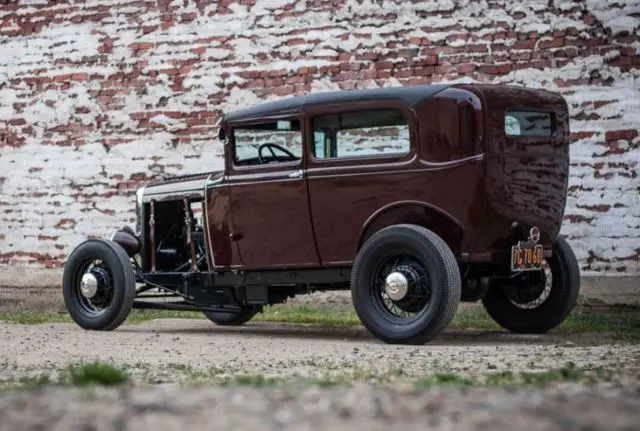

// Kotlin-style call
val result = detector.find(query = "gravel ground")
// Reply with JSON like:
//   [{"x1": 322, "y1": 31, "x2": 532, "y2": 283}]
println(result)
[
  {"x1": 1, "y1": 319, "x2": 639, "y2": 383},
  {"x1": 1, "y1": 312, "x2": 640, "y2": 430},
  {"x1": 1, "y1": 382, "x2": 639, "y2": 430}
]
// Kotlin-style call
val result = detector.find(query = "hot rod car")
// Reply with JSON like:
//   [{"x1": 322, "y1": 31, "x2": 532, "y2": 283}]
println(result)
[{"x1": 62, "y1": 83, "x2": 580, "y2": 345}]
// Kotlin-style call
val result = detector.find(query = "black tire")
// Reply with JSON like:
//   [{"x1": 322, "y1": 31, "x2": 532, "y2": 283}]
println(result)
[
  {"x1": 481, "y1": 235, "x2": 581, "y2": 334},
  {"x1": 203, "y1": 306, "x2": 260, "y2": 326},
  {"x1": 62, "y1": 239, "x2": 136, "y2": 331},
  {"x1": 350, "y1": 224, "x2": 461, "y2": 345}
]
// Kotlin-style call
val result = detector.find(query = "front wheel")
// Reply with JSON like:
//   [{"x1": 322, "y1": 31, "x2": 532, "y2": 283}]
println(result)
[
  {"x1": 62, "y1": 239, "x2": 136, "y2": 331},
  {"x1": 350, "y1": 224, "x2": 462, "y2": 345},
  {"x1": 481, "y1": 235, "x2": 581, "y2": 334}
]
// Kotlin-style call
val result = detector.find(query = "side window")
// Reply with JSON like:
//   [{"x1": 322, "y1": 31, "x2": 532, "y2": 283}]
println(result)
[
  {"x1": 233, "y1": 119, "x2": 302, "y2": 167},
  {"x1": 312, "y1": 109, "x2": 410, "y2": 159},
  {"x1": 505, "y1": 110, "x2": 553, "y2": 137}
]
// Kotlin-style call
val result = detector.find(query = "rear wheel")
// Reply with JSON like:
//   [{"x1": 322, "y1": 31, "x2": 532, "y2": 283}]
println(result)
[
  {"x1": 481, "y1": 235, "x2": 580, "y2": 333},
  {"x1": 350, "y1": 224, "x2": 461, "y2": 345},
  {"x1": 62, "y1": 239, "x2": 136, "y2": 331}
]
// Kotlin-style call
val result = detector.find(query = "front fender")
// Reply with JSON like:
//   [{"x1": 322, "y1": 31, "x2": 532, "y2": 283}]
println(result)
[{"x1": 110, "y1": 226, "x2": 142, "y2": 257}]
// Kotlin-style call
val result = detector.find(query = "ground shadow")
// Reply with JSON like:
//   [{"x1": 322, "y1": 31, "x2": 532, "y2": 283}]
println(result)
[{"x1": 116, "y1": 320, "x2": 605, "y2": 346}]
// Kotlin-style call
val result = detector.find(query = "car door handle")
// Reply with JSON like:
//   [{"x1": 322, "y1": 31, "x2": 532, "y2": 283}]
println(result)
[{"x1": 288, "y1": 170, "x2": 303, "y2": 179}]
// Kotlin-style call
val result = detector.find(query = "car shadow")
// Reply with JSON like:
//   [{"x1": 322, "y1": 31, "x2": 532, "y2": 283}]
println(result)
[{"x1": 119, "y1": 320, "x2": 592, "y2": 345}]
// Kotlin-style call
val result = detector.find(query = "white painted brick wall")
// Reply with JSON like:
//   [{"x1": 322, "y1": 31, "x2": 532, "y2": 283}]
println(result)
[{"x1": 0, "y1": 0, "x2": 639, "y2": 278}]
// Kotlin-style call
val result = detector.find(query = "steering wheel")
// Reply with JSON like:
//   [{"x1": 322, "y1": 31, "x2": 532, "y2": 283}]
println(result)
[{"x1": 258, "y1": 143, "x2": 298, "y2": 164}]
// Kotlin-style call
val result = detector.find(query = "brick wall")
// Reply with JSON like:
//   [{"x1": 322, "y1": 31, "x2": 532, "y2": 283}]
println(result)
[{"x1": 0, "y1": 0, "x2": 639, "y2": 277}]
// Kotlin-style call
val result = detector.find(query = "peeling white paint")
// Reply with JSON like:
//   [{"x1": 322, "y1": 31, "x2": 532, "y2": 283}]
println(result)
[
  {"x1": 586, "y1": 0, "x2": 640, "y2": 35},
  {"x1": 0, "y1": 0, "x2": 638, "y2": 276}
]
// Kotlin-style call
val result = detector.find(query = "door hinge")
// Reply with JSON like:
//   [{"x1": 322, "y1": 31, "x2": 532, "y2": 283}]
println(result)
[{"x1": 229, "y1": 232, "x2": 243, "y2": 241}]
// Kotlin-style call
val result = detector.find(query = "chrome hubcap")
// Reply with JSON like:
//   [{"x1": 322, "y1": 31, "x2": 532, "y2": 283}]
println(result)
[
  {"x1": 80, "y1": 273, "x2": 98, "y2": 299},
  {"x1": 384, "y1": 271, "x2": 409, "y2": 301}
]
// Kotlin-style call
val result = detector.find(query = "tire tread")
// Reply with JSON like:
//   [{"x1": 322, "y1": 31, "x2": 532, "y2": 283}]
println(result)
[
  {"x1": 350, "y1": 223, "x2": 461, "y2": 345},
  {"x1": 62, "y1": 239, "x2": 136, "y2": 331},
  {"x1": 481, "y1": 235, "x2": 581, "y2": 334}
]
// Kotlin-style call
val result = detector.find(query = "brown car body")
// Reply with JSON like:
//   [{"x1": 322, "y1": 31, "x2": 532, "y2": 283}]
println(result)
[
  {"x1": 63, "y1": 83, "x2": 580, "y2": 344},
  {"x1": 140, "y1": 83, "x2": 569, "y2": 270}
]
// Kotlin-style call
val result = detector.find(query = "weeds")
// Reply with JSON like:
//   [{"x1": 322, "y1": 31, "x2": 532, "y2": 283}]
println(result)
[
  {"x1": 0, "y1": 359, "x2": 628, "y2": 393},
  {"x1": 62, "y1": 362, "x2": 130, "y2": 387},
  {"x1": 1, "y1": 362, "x2": 131, "y2": 392},
  {"x1": 413, "y1": 362, "x2": 620, "y2": 391}
]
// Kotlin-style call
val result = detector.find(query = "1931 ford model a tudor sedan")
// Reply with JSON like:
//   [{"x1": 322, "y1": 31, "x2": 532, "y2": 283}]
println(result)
[{"x1": 62, "y1": 83, "x2": 581, "y2": 345}]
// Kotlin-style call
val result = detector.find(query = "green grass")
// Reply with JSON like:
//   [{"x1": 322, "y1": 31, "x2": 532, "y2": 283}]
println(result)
[
  {"x1": 412, "y1": 362, "x2": 619, "y2": 391},
  {"x1": 254, "y1": 303, "x2": 360, "y2": 326},
  {"x1": 2, "y1": 362, "x2": 131, "y2": 392},
  {"x1": 0, "y1": 303, "x2": 639, "y2": 341},
  {"x1": 62, "y1": 362, "x2": 130, "y2": 387},
  {"x1": 5, "y1": 360, "x2": 622, "y2": 392}
]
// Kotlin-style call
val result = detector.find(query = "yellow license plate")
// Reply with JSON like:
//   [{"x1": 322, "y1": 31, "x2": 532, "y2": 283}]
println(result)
[{"x1": 511, "y1": 242, "x2": 544, "y2": 272}]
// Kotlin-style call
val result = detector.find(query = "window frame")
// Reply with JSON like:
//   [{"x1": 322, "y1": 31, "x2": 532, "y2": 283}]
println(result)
[
  {"x1": 305, "y1": 101, "x2": 417, "y2": 166},
  {"x1": 504, "y1": 108, "x2": 556, "y2": 139},
  {"x1": 227, "y1": 114, "x2": 305, "y2": 174}
]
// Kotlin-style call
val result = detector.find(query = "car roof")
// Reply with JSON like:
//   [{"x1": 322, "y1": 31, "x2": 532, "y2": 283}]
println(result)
[{"x1": 222, "y1": 83, "x2": 454, "y2": 123}]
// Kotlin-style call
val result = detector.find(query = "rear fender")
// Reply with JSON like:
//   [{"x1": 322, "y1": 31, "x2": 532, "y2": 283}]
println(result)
[{"x1": 357, "y1": 201, "x2": 465, "y2": 256}]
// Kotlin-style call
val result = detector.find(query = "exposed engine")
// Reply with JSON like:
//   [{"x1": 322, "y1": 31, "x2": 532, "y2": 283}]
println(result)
[{"x1": 150, "y1": 199, "x2": 208, "y2": 272}]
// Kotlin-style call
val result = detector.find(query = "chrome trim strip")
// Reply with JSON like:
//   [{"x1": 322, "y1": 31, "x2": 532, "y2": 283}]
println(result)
[
  {"x1": 202, "y1": 174, "x2": 221, "y2": 270},
  {"x1": 225, "y1": 177, "x2": 305, "y2": 187},
  {"x1": 306, "y1": 161, "x2": 484, "y2": 181},
  {"x1": 135, "y1": 186, "x2": 145, "y2": 235},
  {"x1": 141, "y1": 179, "x2": 207, "y2": 203}
]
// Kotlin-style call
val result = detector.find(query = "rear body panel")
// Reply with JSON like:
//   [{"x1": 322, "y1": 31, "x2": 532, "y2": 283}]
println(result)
[{"x1": 459, "y1": 84, "x2": 571, "y2": 255}]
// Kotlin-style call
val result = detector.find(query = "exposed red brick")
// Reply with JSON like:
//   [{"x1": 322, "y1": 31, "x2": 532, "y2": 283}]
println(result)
[
  {"x1": 609, "y1": 56, "x2": 633, "y2": 67},
  {"x1": 142, "y1": 25, "x2": 157, "y2": 34},
  {"x1": 374, "y1": 61, "x2": 393, "y2": 70},
  {"x1": 605, "y1": 129, "x2": 639, "y2": 141},
  {"x1": 182, "y1": 12, "x2": 197, "y2": 21},
  {"x1": 358, "y1": 69, "x2": 377, "y2": 79},
  {"x1": 456, "y1": 63, "x2": 476, "y2": 74},
  {"x1": 539, "y1": 37, "x2": 565, "y2": 49},
  {"x1": 394, "y1": 68, "x2": 414, "y2": 78},
  {"x1": 339, "y1": 81, "x2": 356, "y2": 90},
  {"x1": 478, "y1": 65, "x2": 499, "y2": 74}
]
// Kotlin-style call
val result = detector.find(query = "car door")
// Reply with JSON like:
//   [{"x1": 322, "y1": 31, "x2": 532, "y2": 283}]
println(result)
[
  {"x1": 304, "y1": 102, "x2": 418, "y2": 265},
  {"x1": 226, "y1": 115, "x2": 320, "y2": 270}
]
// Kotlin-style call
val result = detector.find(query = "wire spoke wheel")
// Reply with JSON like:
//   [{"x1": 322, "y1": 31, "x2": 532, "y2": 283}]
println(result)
[
  {"x1": 371, "y1": 252, "x2": 433, "y2": 324},
  {"x1": 481, "y1": 236, "x2": 581, "y2": 334},
  {"x1": 70, "y1": 258, "x2": 116, "y2": 317},
  {"x1": 62, "y1": 239, "x2": 136, "y2": 331},
  {"x1": 350, "y1": 224, "x2": 461, "y2": 345},
  {"x1": 508, "y1": 260, "x2": 552, "y2": 310}
]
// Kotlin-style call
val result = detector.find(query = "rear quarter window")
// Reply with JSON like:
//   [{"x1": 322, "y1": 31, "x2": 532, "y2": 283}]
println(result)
[{"x1": 505, "y1": 110, "x2": 553, "y2": 137}]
